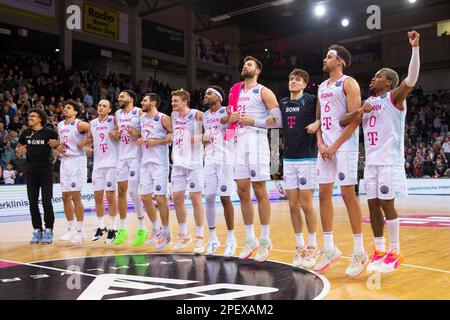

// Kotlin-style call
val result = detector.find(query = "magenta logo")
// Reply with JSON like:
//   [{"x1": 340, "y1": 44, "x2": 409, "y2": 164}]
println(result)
[
  {"x1": 323, "y1": 117, "x2": 332, "y2": 130},
  {"x1": 368, "y1": 132, "x2": 378, "y2": 145},
  {"x1": 287, "y1": 116, "x2": 296, "y2": 128},
  {"x1": 100, "y1": 143, "x2": 108, "y2": 153}
]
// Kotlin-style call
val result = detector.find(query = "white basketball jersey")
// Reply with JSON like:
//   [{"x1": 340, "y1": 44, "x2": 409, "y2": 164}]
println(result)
[
  {"x1": 91, "y1": 116, "x2": 119, "y2": 169},
  {"x1": 57, "y1": 119, "x2": 86, "y2": 157},
  {"x1": 171, "y1": 109, "x2": 203, "y2": 169},
  {"x1": 115, "y1": 107, "x2": 142, "y2": 160},
  {"x1": 362, "y1": 91, "x2": 407, "y2": 165},
  {"x1": 318, "y1": 75, "x2": 359, "y2": 152},
  {"x1": 203, "y1": 106, "x2": 234, "y2": 164},
  {"x1": 140, "y1": 112, "x2": 169, "y2": 166},
  {"x1": 237, "y1": 84, "x2": 268, "y2": 136}
]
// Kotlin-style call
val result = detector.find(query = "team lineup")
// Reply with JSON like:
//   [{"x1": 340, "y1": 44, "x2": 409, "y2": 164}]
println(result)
[{"x1": 19, "y1": 31, "x2": 421, "y2": 277}]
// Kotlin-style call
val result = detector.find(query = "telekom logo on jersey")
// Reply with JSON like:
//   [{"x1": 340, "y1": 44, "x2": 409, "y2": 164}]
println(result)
[{"x1": 287, "y1": 116, "x2": 296, "y2": 129}]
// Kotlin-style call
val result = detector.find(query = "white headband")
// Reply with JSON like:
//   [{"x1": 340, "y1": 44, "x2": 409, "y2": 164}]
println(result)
[
  {"x1": 328, "y1": 49, "x2": 346, "y2": 67},
  {"x1": 206, "y1": 88, "x2": 223, "y2": 102}
]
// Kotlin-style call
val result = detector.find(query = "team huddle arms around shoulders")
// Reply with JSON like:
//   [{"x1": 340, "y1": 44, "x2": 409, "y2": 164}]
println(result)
[{"x1": 20, "y1": 31, "x2": 420, "y2": 275}]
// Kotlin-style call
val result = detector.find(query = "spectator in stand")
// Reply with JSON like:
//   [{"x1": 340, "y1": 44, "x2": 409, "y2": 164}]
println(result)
[
  {"x1": 3, "y1": 162, "x2": 16, "y2": 184},
  {"x1": 423, "y1": 155, "x2": 436, "y2": 177},
  {"x1": 1, "y1": 141, "x2": 15, "y2": 166},
  {"x1": 434, "y1": 158, "x2": 447, "y2": 178},
  {"x1": 440, "y1": 112, "x2": 448, "y2": 136},
  {"x1": 12, "y1": 150, "x2": 26, "y2": 184},
  {"x1": 0, "y1": 122, "x2": 7, "y2": 141},
  {"x1": 433, "y1": 114, "x2": 441, "y2": 138},
  {"x1": 443, "y1": 136, "x2": 450, "y2": 165},
  {"x1": 8, "y1": 115, "x2": 22, "y2": 131},
  {"x1": 412, "y1": 157, "x2": 423, "y2": 177},
  {"x1": 416, "y1": 143, "x2": 425, "y2": 161},
  {"x1": 9, "y1": 130, "x2": 19, "y2": 149},
  {"x1": 405, "y1": 162, "x2": 412, "y2": 178}
]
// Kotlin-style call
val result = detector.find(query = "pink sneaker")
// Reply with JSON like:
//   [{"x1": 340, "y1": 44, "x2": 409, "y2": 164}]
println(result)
[
  {"x1": 378, "y1": 251, "x2": 405, "y2": 273},
  {"x1": 366, "y1": 249, "x2": 386, "y2": 273}
]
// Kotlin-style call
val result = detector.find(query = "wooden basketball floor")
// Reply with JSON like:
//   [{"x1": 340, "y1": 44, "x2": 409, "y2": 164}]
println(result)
[{"x1": 0, "y1": 194, "x2": 449, "y2": 300}]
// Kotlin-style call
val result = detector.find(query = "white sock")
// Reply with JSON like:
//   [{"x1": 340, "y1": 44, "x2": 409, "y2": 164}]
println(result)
[
  {"x1": 162, "y1": 224, "x2": 169, "y2": 234},
  {"x1": 152, "y1": 219, "x2": 160, "y2": 232},
  {"x1": 353, "y1": 233, "x2": 364, "y2": 253},
  {"x1": 227, "y1": 229, "x2": 235, "y2": 240},
  {"x1": 110, "y1": 216, "x2": 117, "y2": 230},
  {"x1": 245, "y1": 224, "x2": 255, "y2": 241},
  {"x1": 295, "y1": 233, "x2": 305, "y2": 248},
  {"x1": 196, "y1": 225, "x2": 204, "y2": 238},
  {"x1": 179, "y1": 223, "x2": 188, "y2": 236},
  {"x1": 97, "y1": 216, "x2": 105, "y2": 229},
  {"x1": 209, "y1": 228, "x2": 218, "y2": 241},
  {"x1": 77, "y1": 221, "x2": 84, "y2": 232},
  {"x1": 308, "y1": 233, "x2": 317, "y2": 248},
  {"x1": 120, "y1": 219, "x2": 127, "y2": 229},
  {"x1": 68, "y1": 220, "x2": 75, "y2": 231},
  {"x1": 323, "y1": 232, "x2": 334, "y2": 251},
  {"x1": 387, "y1": 218, "x2": 400, "y2": 253},
  {"x1": 260, "y1": 224, "x2": 270, "y2": 241},
  {"x1": 138, "y1": 218, "x2": 146, "y2": 230},
  {"x1": 374, "y1": 236, "x2": 386, "y2": 252}
]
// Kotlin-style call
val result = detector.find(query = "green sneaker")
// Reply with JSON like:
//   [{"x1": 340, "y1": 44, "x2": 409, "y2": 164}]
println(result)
[
  {"x1": 238, "y1": 238, "x2": 259, "y2": 260},
  {"x1": 113, "y1": 228, "x2": 129, "y2": 245},
  {"x1": 132, "y1": 228, "x2": 150, "y2": 246}
]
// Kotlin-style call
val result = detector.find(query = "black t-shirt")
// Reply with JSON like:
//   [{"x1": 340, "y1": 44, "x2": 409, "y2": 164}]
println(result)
[
  {"x1": 18, "y1": 127, "x2": 58, "y2": 171},
  {"x1": 280, "y1": 93, "x2": 318, "y2": 159}
]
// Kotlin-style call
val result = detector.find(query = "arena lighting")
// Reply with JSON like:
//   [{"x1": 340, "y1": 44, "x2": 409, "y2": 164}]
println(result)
[
  {"x1": 341, "y1": 18, "x2": 350, "y2": 27},
  {"x1": 210, "y1": 0, "x2": 294, "y2": 22},
  {"x1": 314, "y1": 4, "x2": 326, "y2": 17},
  {"x1": 55, "y1": 49, "x2": 60, "y2": 52},
  {"x1": 408, "y1": 0, "x2": 417, "y2": 3}
]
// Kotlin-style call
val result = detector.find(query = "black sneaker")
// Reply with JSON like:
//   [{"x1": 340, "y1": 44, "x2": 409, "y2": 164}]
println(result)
[
  {"x1": 105, "y1": 229, "x2": 118, "y2": 244},
  {"x1": 91, "y1": 227, "x2": 107, "y2": 241}
]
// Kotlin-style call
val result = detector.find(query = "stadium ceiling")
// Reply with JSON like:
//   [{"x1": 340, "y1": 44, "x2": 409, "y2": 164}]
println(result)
[{"x1": 138, "y1": 0, "x2": 448, "y2": 45}]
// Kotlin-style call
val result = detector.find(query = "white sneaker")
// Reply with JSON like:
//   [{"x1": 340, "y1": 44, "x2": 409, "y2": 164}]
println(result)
[
  {"x1": 172, "y1": 233, "x2": 192, "y2": 251},
  {"x1": 59, "y1": 229, "x2": 75, "y2": 241},
  {"x1": 293, "y1": 246, "x2": 306, "y2": 268},
  {"x1": 193, "y1": 236, "x2": 206, "y2": 254},
  {"x1": 147, "y1": 229, "x2": 161, "y2": 245},
  {"x1": 254, "y1": 238, "x2": 272, "y2": 262},
  {"x1": 70, "y1": 231, "x2": 85, "y2": 244},
  {"x1": 345, "y1": 251, "x2": 368, "y2": 277},
  {"x1": 223, "y1": 237, "x2": 237, "y2": 258},
  {"x1": 205, "y1": 238, "x2": 221, "y2": 255},
  {"x1": 302, "y1": 247, "x2": 320, "y2": 269}
]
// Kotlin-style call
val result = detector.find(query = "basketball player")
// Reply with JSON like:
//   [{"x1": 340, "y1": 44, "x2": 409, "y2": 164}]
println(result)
[
  {"x1": 137, "y1": 93, "x2": 172, "y2": 250},
  {"x1": 202, "y1": 85, "x2": 237, "y2": 256},
  {"x1": 279, "y1": 69, "x2": 319, "y2": 268},
  {"x1": 57, "y1": 101, "x2": 89, "y2": 244},
  {"x1": 340, "y1": 31, "x2": 421, "y2": 273},
  {"x1": 86, "y1": 99, "x2": 119, "y2": 244},
  {"x1": 112, "y1": 90, "x2": 146, "y2": 246},
  {"x1": 312, "y1": 45, "x2": 367, "y2": 277},
  {"x1": 171, "y1": 89, "x2": 205, "y2": 254},
  {"x1": 227, "y1": 56, "x2": 281, "y2": 262}
]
